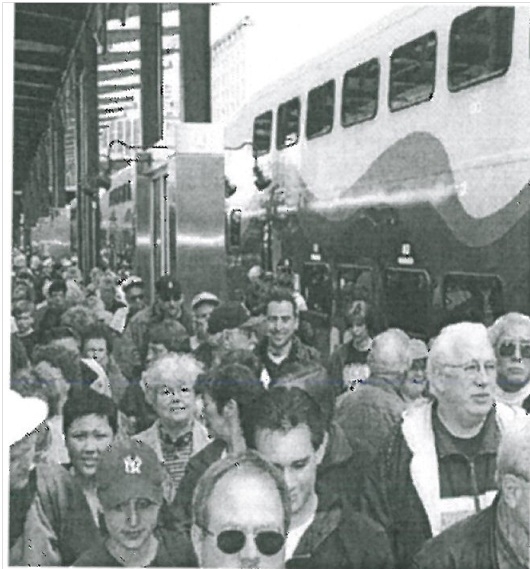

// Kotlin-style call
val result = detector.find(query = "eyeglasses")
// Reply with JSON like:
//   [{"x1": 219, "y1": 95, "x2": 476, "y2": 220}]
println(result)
[
  {"x1": 201, "y1": 527, "x2": 285, "y2": 556},
  {"x1": 498, "y1": 341, "x2": 530, "y2": 359},
  {"x1": 444, "y1": 360, "x2": 496, "y2": 376}
]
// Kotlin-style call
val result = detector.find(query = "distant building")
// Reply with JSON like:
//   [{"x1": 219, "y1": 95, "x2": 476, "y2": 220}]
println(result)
[{"x1": 211, "y1": 16, "x2": 257, "y2": 124}]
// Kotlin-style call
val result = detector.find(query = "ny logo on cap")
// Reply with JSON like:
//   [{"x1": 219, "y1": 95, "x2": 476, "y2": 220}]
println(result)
[{"x1": 123, "y1": 454, "x2": 142, "y2": 474}]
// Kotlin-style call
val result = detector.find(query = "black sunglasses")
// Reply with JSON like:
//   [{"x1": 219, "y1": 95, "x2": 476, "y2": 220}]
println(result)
[
  {"x1": 498, "y1": 341, "x2": 530, "y2": 359},
  {"x1": 205, "y1": 528, "x2": 285, "y2": 556}
]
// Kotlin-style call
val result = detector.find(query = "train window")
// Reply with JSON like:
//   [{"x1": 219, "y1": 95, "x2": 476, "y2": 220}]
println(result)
[
  {"x1": 384, "y1": 268, "x2": 431, "y2": 337},
  {"x1": 342, "y1": 58, "x2": 380, "y2": 127},
  {"x1": 253, "y1": 111, "x2": 273, "y2": 157},
  {"x1": 301, "y1": 262, "x2": 333, "y2": 316},
  {"x1": 306, "y1": 80, "x2": 335, "y2": 139},
  {"x1": 442, "y1": 273, "x2": 504, "y2": 326},
  {"x1": 276, "y1": 97, "x2": 301, "y2": 149},
  {"x1": 448, "y1": 7, "x2": 514, "y2": 92},
  {"x1": 389, "y1": 31, "x2": 437, "y2": 112}
]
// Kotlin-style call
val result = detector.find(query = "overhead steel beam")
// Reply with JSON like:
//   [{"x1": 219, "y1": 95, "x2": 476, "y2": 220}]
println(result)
[
  {"x1": 98, "y1": 94, "x2": 135, "y2": 104},
  {"x1": 16, "y1": 94, "x2": 56, "y2": 104},
  {"x1": 15, "y1": 68, "x2": 63, "y2": 85},
  {"x1": 98, "y1": 67, "x2": 139, "y2": 82},
  {"x1": 15, "y1": 80, "x2": 56, "y2": 91},
  {"x1": 98, "y1": 81, "x2": 139, "y2": 95},
  {"x1": 107, "y1": 25, "x2": 179, "y2": 44},
  {"x1": 15, "y1": 62, "x2": 62, "y2": 74},
  {"x1": 98, "y1": 46, "x2": 178, "y2": 66},
  {"x1": 16, "y1": 8, "x2": 82, "y2": 25},
  {"x1": 15, "y1": 39, "x2": 67, "y2": 54}
]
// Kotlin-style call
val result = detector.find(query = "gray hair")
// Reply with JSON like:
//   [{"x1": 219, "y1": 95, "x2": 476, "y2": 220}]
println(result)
[
  {"x1": 142, "y1": 352, "x2": 203, "y2": 405},
  {"x1": 496, "y1": 419, "x2": 530, "y2": 483},
  {"x1": 367, "y1": 328, "x2": 411, "y2": 378},
  {"x1": 427, "y1": 322, "x2": 492, "y2": 398},
  {"x1": 488, "y1": 312, "x2": 530, "y2": 350},
  {"x1": 192, "y1": 450, "x2": 291, "y2": 532}
]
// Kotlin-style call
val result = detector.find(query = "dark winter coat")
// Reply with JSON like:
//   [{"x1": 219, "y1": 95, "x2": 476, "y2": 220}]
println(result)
[
  {"x1": 254, "y1": 335, "x2": 321, "y2": 386},
  {"x1": 287, "y1": 494, "x2": 394, "y2": 569},
  {"x1": 360, "y1": 402, "x2": 523, "y2": 569},
  {"x1": 170, "y1": 439, "x2": 227, "y2": 532},
  {"x1": 412, "y1": 499, "x2": 501, "y2": 569},
  {"x1": 335, "y1": 378, "x2": 406, "y2": 465}
]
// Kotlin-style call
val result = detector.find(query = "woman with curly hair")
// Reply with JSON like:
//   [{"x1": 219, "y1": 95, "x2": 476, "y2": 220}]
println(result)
[{"x1": 60, "y1": 304, "x2": 99, "y2": 340}]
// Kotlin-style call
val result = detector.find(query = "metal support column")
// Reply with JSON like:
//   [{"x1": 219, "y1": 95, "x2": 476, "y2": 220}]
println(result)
[
  {"x1": 140, "y1": 4, "x2": 162, "y2": 147},
  {"x1": 76, "y1": 24, "x2": 100, "y2": 276},
  {"x1": 179, "y1": 4, "x2": 211, "y2": 123}
]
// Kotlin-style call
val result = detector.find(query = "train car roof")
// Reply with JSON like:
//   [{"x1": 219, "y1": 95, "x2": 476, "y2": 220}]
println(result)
[{"x1": 224, "y1": 4, "x2": 490, "y2": 147}]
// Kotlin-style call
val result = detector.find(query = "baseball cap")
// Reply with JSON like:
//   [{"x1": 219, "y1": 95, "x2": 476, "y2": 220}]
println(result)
[
  {"x1": 207, "y1": 302, "x2": 253, "y2": 335},
  {"x1": 122, "y1": 275, "x2": 144, "y2": 293},
  {"x1": 96, "y1": 440, "x2": 165, "y2": 509},
  {"x1": 191, "y1": 291, "x2": 220, "y2": 311},
  {"x1": 155, "y1": 275, "x2": 182, "y2": 301}
]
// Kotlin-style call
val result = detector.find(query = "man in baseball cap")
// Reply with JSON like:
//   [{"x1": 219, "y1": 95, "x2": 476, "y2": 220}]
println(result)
[
  {"x1": 113, "y1": 275, "x2": 193, "y2": 381},
  {"x1": 208, "y1": 301, "x2": 259, "y2": 352},
  {"x1": 193, "y1": 301, "x2": 259, "y2": 370},
  {"x1": 190, "y1": 292, "x2": 220, "y2": 351},
  {"x1": 73, "y1": 439, "x2": 195, "y2": 566}
]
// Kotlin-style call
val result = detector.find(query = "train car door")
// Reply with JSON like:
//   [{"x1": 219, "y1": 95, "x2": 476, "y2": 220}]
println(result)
[
  {"x1": 301, "y1": 261, "x2": 333, "y2": 357},
  {"x1": 332, "y1": 264, "x2": 379, "y2": 352},
  {"x1": 384, "y1": 267, "x2": 432, "y2": 340},
  {"x1": 439, "y1": 272, "x2": 504, "y2": 329}
]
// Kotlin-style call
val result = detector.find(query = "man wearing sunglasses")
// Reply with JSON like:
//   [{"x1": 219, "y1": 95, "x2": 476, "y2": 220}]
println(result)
[
  {"x1": 488, "y1": 312, "x2": 530, "y2": 412},
  {"x1": 412, "y1": 420, "x2": 530, "y2": 569},
  {"x1": 191, "y1": 450, "x2": 290, "y2": 569},
  {"x1": 362, "y1": 322, "x2": 528, "y2": 569},
  {"x1": 247, "y1": 386, "x2": 393, "y2": 569},
  {"x1": 114, "y1": 276, "x2": 194, "y2": 381}
]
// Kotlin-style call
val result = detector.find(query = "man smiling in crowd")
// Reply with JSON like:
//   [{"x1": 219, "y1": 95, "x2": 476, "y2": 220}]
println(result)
[{"x1": 255, "y1": 288, "x2": 320, "y2": 388}]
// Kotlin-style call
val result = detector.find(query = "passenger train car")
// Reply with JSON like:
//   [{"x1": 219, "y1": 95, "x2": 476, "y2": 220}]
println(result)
[{"x1": 224, "y1": 5, "x2": 530, "y2": 345}]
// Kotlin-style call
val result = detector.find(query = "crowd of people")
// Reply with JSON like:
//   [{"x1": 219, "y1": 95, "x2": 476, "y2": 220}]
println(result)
[{"x1": 9, "y1": 249, "x2": 530, "y2": 568}]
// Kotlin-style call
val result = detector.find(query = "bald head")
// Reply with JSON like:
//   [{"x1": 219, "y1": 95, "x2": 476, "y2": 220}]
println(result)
[
  {"x1": 367, "y1": 328, "x2": 411, "y2": 378},
  {"x1": 497, "y1": 420, "x2": 530, "y2": 481}
]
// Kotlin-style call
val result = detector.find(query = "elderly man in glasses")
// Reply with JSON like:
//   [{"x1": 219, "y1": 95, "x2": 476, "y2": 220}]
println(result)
[
  {"x1": 488, "y1": 312, "x2": 530, "y2": 412},
  {"x1": 412, "y1": 419, "x2": 530, "y2": 569},
  {"x1": 362, "y1": 322, "x2": 527, "y2": 569},
  {"x1": 191, "y1": 451, "x2": 290, "y2": 569}
]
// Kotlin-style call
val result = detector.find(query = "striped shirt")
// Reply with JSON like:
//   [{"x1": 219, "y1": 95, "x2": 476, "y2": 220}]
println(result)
[{"x1": 158, "y1": 425, "x2": 193, "y2": 487}]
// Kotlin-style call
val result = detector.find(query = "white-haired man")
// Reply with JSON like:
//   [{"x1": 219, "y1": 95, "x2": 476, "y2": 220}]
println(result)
[
  {"x1": 412, "y1": 419, "x2": 530, "y2": 569},
  {"x1": 488, "y1": 312, "x2": 530, "y2": 412},
  {"x1": 362, "y1": 322, "x2": 527, "y2": 569},
  {"x1": 135, "y1": 353, "x2": 210, "y2": 492}
]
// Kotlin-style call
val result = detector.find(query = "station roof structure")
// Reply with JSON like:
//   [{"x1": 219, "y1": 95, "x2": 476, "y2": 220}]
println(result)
[
  {"x1": 13, "y1": 3, "x2": 180, "y2": 199},
  {"x1": 13, "y1": 4, "x2": 91, "y2": 195}
]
